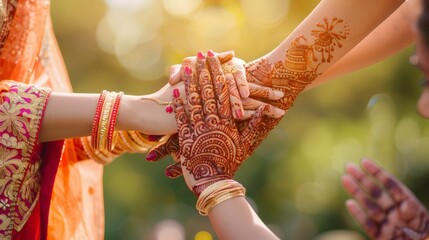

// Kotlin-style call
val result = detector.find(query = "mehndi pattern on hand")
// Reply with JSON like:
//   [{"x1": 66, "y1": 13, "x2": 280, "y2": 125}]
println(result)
[
  {"x1": 242, "y1": 17, "x2": 349, "y2": 156},
  {"x1": 343, "y1": 159, "x2": 429, "y2": 240},
  {"x1": 173, "y1": 53, "x2": 267, "y2": 196}
]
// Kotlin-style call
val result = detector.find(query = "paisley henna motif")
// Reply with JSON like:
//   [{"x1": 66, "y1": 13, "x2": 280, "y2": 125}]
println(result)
[
  {"x1": 242, "y1": 17, "x2": 349, "y2": 156},
  {"x1": 151, "y1": 17, "x2": 350, "y2": 177},
  {"x1": 343, "y1": 159, "x2": 429, "y2": 240},
  {"x1": 174, "y1": 54, "x2": 266, "y2": 196}
]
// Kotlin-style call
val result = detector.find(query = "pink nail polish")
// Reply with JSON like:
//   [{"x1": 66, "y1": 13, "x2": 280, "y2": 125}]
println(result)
[
  {"x1": 207, "y1": 50, "x2": 215, "y2": 57},
  {"x1": 197, "y1": 51, "x2": 205, "y2": 60},
  {"x1": 165, "y1": 105, "x2": 173, "y2": 113},
  {"x1": 184, "y1": 66, "x2": 192, "y2": 75},
  {"x1": 173, "y1": 89, "x2": 180, "y2": 98},
  {"x1": 148, "y1": 135, "x2": 160, "y2": 141},
  {"x1": 146, "y1": 152, "x2": 157, "y2": 161}
]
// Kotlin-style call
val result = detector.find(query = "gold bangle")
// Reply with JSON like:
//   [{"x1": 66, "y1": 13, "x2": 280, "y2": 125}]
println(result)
[
  {"x1": 196, "y1": 180, "x2": 246, "y2": 216},
  {"x1": 81, "y1": 136, "x2": 117, "y2": 165}
]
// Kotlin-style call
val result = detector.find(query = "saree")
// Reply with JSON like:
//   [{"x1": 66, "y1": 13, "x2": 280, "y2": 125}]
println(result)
[{"x1": 0, "y1": 0, "x2": 106, "y2": 239}]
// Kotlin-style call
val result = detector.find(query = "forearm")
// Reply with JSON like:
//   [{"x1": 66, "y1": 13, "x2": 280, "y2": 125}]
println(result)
[
  {"x1": 39, "y1": 83, "x2": 183, "y2": 142},
  {"x1": 263, "y1": 0, "x2": 404, "y2": 73},
  {"x1": 208, "y1": 197, "x2": 279, "y2": 240},
  {"x1": 308, "y1": 0, "x2": 417, "y2": 89}
]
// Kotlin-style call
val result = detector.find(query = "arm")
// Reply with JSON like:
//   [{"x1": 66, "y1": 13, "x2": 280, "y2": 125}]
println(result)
[
  {"x1": 39, "y1": 82, "x2": 182, "y2": 142},
  {"x1": 309, "y1": 0, "x2": 420, "y2": 89},
  {"x1": 208, "y1": 197, "x2": 279, "y2": 240}
]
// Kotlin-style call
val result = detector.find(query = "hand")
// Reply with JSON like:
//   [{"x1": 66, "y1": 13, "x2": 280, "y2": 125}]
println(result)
[
  {"x1": 171, "y1": 53, "x2": 270, "y2": 195},
  {"x1": 342, "y1": 159, "x2": 429, "y2": 239},
  {"x1": 146, "y1": 51, "x2": 285, "y2": 175},
  {"x1": 169, "y1": 50, "x2": 285, "y2": 120}
]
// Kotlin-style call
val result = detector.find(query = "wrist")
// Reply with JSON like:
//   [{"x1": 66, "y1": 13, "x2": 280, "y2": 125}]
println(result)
[
  {"x1": 116, "y1": 93, "x2": 177, "y2": 135},
  {"x1": 195, "y1": 179, "x2": 246, "y2": 216}
]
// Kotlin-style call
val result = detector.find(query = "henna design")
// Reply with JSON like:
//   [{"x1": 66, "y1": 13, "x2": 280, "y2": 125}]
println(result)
[
  {"x1": 174, "y1": 54, "x2": 266, "y2": 196},
  {"x1": 311, "y1": 17, "x2": 349, "y2": 63},
  {"x1": 151, "y1": 18, "x2": 350, "y2": 176},
  {"x1": 343, "y1": 160, "x2": 429, "y2": 240},
  {"x1": 240, "y1": 17, "x2": 349, "y2": 157}
]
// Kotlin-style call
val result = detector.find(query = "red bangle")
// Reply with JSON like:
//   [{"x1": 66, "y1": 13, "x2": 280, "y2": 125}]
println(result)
[
  {"x1": 91, "y1": 90, "x2": 108, "y2": 149},
  {"x1": 106, "y1": 91, "x2": 123, "y2": 151}
]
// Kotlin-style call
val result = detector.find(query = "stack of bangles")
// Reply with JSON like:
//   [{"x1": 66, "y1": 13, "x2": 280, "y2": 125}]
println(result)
[
  {"x1": 82, "y1": 90, "x2": 167, "y2": 164},
  {"x1": 196, "y1": 179, "x2": 246, "y2": 216}
]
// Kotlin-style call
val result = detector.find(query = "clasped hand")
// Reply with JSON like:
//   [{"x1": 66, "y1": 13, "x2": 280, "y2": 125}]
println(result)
[{"x1": 172, "y1": 51, "x2": 269, "y2": 196}]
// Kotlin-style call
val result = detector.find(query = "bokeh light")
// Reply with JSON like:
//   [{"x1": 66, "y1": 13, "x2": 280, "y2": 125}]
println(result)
[{"x1": 51, "y1": 0, "x2": 428, "y2": 239}]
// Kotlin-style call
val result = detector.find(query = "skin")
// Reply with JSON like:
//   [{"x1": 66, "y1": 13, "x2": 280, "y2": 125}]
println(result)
[{"x1": 343, "y1": 1, "x2": 429, "y2": 238}]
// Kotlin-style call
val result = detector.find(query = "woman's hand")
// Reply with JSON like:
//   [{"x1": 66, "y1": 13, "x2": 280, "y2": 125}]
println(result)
[
  {"x1": 169, "y1": 50, "x2": 285, "y2": 120},
  {"x1": 171, "y1": 52, "x2": 274, "y2": 195},
  {"x1": 342, "y1": 159, "x2": 429, "y2": 239}
]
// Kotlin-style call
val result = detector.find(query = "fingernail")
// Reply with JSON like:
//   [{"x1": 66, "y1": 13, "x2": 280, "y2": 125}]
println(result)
[
  {"x1": 197, "y1": 51, "x2": 205, "y2": 60},
  {"x1": 173, "y1": 89, "x2": 180, "y2": 98},
  {"x1": 165, "y1": 105, "x2": 173, "y2": 114},
  {"x1": 146, "y1": 152, "x2": 157, "y2": 161},
  {"x1": 275, "y1": 108, "x2": 286, "y2": 116},
  {"x1": 274, "y1": 90, "x2": 284, "y2": 98},
  {"x1": 148, "y1": 135, "x2": 161, "y2": 141},
  {"x1": 207, "y1": 50, "x2": 215, "y2": 57},
  {"x1": 184, "y1": 66, "x2": 192, "y2": 75}
]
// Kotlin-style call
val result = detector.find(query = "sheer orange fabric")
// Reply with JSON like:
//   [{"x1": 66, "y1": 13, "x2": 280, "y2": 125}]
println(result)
[{"x1": 0, "y1": 0, "x2": 104, "y2": 239}]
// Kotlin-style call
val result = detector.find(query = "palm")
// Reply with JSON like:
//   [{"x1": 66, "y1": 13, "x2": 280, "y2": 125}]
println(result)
[{"x1": 342, "y1": 159, "x2": 429, "y2": 239}]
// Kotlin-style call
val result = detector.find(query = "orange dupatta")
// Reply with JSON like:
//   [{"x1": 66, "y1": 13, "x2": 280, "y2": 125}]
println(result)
[{"x1": 0, "y1": 0, "x2": 105, "y2": 239}]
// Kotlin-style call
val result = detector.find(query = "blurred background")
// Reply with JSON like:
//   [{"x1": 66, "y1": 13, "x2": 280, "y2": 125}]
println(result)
[{"x1": 51, "y1": 0, "x2": 429, "y2": 239}]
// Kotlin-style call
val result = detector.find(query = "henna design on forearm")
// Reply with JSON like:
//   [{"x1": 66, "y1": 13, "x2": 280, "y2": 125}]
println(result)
[{"x1": 240, "y1": 17, "x2": 350, "y2": 156}]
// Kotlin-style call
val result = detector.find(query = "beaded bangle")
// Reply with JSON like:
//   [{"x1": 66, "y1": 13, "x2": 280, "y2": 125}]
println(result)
[
  {"x1": 91, "y1": 90, "x2": 108, "y2": 149},
  {"x1": 196, "y1": 179, "x2": 246, "y2": 216}
]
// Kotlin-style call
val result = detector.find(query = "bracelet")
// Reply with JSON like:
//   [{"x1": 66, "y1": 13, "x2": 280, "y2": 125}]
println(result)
[
  {"x1": 91, "y1": 91, "x2": 123, "y2": 151},
  {"x1": 141, "y1": 96, "x2": 174, "y2": 114},
  {"x1": 91, "y1": 90, "x2": 108, "y2": 149},
  {"x1": 196, "y1": 179, "x2": 246, "y2": 216}
]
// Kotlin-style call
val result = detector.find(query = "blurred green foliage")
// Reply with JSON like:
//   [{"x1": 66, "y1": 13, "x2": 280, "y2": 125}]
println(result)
[{"x1": 51, "y1": 0, "x2": 429, "y2": 239}]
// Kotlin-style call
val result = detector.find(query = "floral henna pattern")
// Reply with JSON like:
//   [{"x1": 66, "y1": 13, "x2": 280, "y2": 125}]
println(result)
[
  {"x1": 343, "y1": 159, "x2": 429, "y2": 240},
  {"x1": 242, "y1": 17, "x2": 349, "y2": 155},
  {"x1": 174, "y1": 54, "x2": 266, "y2": 196}
]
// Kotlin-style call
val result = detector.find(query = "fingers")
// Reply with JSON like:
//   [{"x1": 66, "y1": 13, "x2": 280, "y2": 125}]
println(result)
[
  {"x1": 169, "y1": 64, "x2": 182, "y2": 85},
  {"x1": 233, "y1": 63, "x2": 249, "y2": 98},
  {"x1": 241, "y1": 98, "x2": 285, "y2": 119},
  {"x1": 165, "y1": 162, "x2": 183, "y2": 179},
  {"x1": 225, "y1": 71, "x2": 244, "y2": 119},
  {"x1": 173, "y1": 88, "x2": 192, "y2": 157},
  {"x1": 198, "y1": 53, "x2": 219, "y2": 125},
  {"x1": 241, "y1": 105, "x2": 268, "y2": 143},
  {"x1": 184, "y1": 53, "x2": 204, "y2": 131},
  {"x1": 341, "y1": 174, "x2": 385, "y2": 223},
  {"x1": 248, "y1": 82, "x2": 284, "y2": 100},
  {"x1": 146, "y1": 134, "x2": 180, "y2": 162},
  {"x1": 214, "y1": 50, "x2": 234, "y2": 64},
  {"x1": 168, "y1": 51, "x2": 233, "y2": 86},
  {"x1": 360, "y1": 159, "x2": 408, "y2": 203},
  {"x1": 206, "y1": 50, "x2": 232, "y2": 121},
  {"x1": 345, "y1": 199, "x2": 379, "y2": 239}
]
